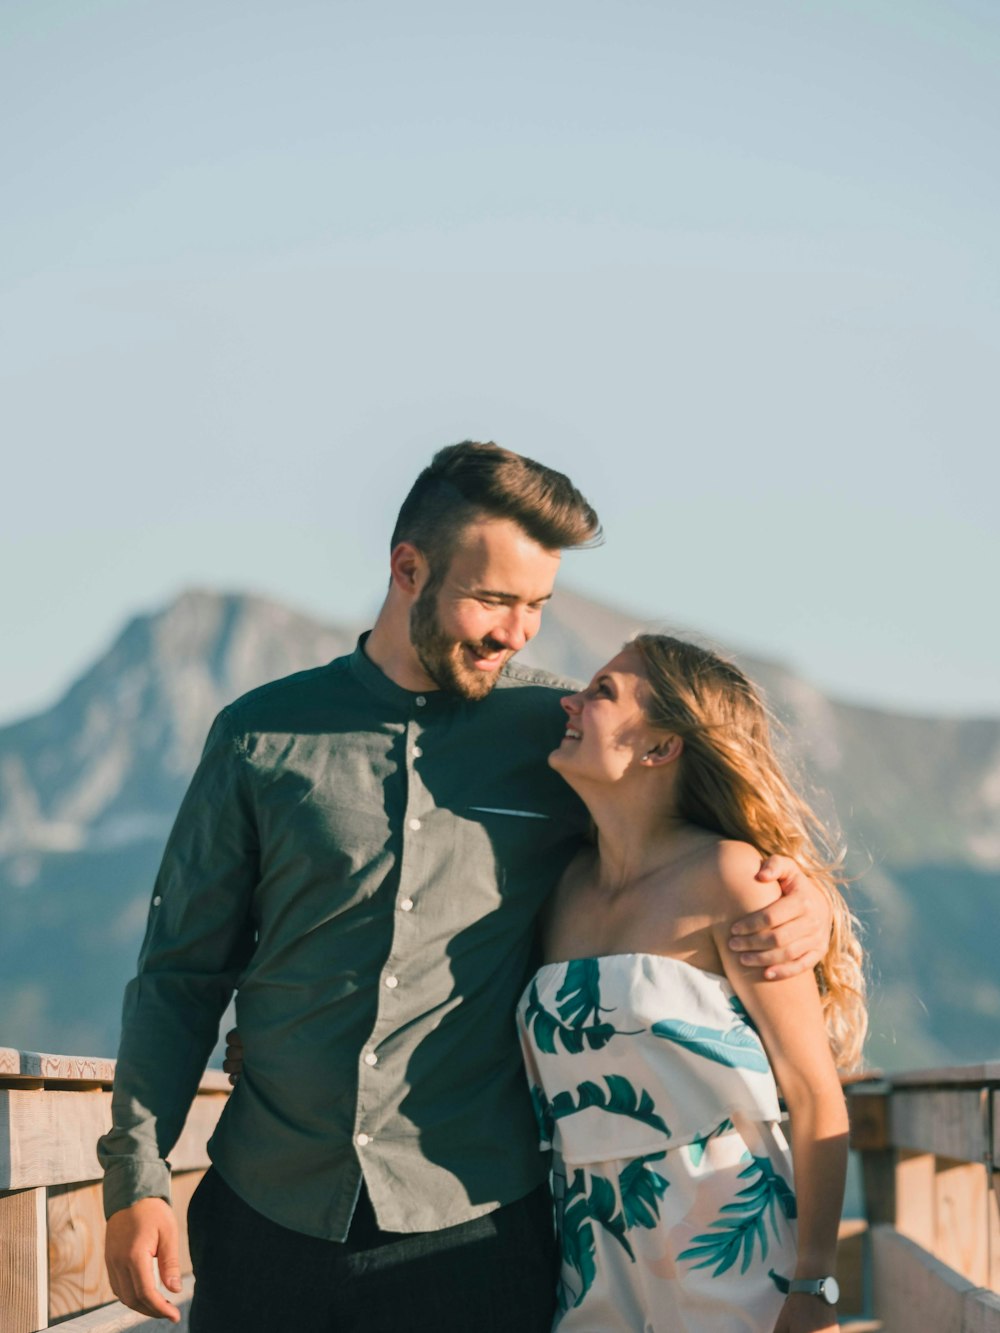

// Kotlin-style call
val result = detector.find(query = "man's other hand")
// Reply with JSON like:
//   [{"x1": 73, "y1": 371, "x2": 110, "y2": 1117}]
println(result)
[
  {"x1": 105, "y1": 1196, "x2": 182, "y2": 1323},
  {"x1": 224, "y1": 1026, "x2": 244, "y2": 1085},
  {"x1": 728, "y1": 854, "x2": 833, "y2": 979}
]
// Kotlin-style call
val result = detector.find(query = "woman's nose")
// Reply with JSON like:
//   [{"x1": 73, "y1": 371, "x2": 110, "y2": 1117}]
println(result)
[{"x1": 560, "y1": 692, "x2": 583, "y2": 716}]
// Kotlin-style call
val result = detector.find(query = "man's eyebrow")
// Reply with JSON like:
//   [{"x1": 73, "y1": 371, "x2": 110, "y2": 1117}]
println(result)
[{"x1": 473, "y1": 589, "x2": 554, "y2": 604}]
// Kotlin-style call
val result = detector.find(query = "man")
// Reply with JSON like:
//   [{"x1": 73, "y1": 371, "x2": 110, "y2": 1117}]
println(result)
[{"x1": 100, "y1": 442, "x2": 829, "y2": 1331}]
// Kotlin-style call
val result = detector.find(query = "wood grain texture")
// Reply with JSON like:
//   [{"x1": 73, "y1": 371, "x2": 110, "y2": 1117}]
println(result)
[
  {"x1": 0, "y1": 1088, "x2": 111, "y2": 1190},
  {"x1": 170, "y1": 1096, "x2": 227, "y2": 1172},
  {"x1": 44, "y1": 1274, "x2": 194, "y2": 1331},
  {"x1": 895, "y1": 1150, "x2": 935, "y2": 1251},
  {"x1": 0, "y1": 1047, "x2": 229, "y2": 1094},
  {"x1": 848, "y1": 1083, "x2": 891, "y2": 1151},
  {"x1": 48, "y1": 1180, "x2": 116, "y2": 1321},
  {"x1": 871, "y1": 1223, "x2": 969, "y2": 1333},
  {"x1": 933, "y1": 1161, "x2": 988, "y2": 1287},
  {"x1": 1, "y1": 1087, "x2": 227, "y2": 1190},
  {"x1": 892, "y1": 1089, "x2": 989, "y2": 1164},
  {"x1": 837, "y1": 1217, "x2": 869, "y2": 1316},
  {"x1": 964, "y1": 1290, "x2": 1000, "y2": 1333},
  {"x1": 0, "y1": 1186, "x2": 47, "y2": 1333}
]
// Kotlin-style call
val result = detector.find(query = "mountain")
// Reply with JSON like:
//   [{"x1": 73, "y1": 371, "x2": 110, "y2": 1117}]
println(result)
[{"x1": 1, "y1": 587, "x2": 997, "y2": 1070}]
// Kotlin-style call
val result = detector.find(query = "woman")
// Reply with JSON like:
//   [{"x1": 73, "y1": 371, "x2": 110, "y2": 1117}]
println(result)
[{"x1": 519, "y1": 634, "x2": 865, "y2": 1333}]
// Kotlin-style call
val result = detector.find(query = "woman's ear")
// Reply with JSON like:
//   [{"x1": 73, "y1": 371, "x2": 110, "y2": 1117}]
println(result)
[{"x1": 640, "y1": 734, "x2": 684, "y2": 767}]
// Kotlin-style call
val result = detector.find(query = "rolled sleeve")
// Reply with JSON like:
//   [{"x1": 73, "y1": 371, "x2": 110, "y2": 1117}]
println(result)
[{"x1": 98, "y1": 708, "x2": 258, "y2": 1218}]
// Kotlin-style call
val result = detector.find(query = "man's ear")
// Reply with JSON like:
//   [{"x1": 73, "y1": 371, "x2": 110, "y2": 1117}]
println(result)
[
  {"x1": 389, "y1": 542, "x2": 428, "y2": 597},
  {"x1": 640, "y1": 735, "x2": 684, "y2": 767}
]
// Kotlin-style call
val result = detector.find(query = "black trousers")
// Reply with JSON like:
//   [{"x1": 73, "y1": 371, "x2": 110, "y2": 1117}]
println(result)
[{"x1": 187, "y1": 1168, "x2": 558, "y2": 1333}]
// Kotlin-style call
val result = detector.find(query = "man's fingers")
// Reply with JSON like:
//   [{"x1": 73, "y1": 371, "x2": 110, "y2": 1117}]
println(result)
[
  {"x1": 158, "y1": 1235, "x2": 183, "y2": 1294},
  {"x1": 752, "y1": 948, "x2": 824, "y2": 981},
  {"x1": 729, "y1": 894, "x2": 798, "y2": 938},
  {"x1": 225, "y1": 1027, "x2": 242, "y2": 1046},
  {"x1": 754, "y1": 853, "x2": 796, "y2": 881},
  {"x1": 130, "y1": 1253, "x2": 181, "y2": 1323},
  {"x1": 111, "y1": 1254, "x2": 180, "y2": 1323}
]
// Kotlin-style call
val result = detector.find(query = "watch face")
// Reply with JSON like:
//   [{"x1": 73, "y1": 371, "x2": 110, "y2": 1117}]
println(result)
[{"x1": 821, "y1": 1277, "x2": 840, "y2": 1305}]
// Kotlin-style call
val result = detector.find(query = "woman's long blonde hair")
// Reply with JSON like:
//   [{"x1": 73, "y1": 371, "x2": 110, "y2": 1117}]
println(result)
[{"x1": 632, "y1": 633, "x2": 867, "y2": 1071}]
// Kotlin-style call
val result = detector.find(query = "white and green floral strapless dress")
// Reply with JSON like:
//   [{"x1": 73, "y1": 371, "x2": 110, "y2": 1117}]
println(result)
[{"x1": 516, "y1": 953, "x2": 798, "y2": 1333}]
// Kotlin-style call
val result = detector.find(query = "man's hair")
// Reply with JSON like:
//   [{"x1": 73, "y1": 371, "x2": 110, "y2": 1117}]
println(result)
[{"x1": 391, "y1": 440, "x2": 602, "y2": 572}]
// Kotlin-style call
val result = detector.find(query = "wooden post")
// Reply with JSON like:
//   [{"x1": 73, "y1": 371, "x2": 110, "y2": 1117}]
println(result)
[{"x1": 0, "y1": 1186, "x2": 47, "y2": 1333}]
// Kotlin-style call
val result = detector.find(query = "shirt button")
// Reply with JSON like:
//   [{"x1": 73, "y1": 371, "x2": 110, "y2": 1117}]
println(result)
[
  {"x1": 363, "y1": 1052, "x2": 378, "y2": 1067},
  {"x1": 400, "y1": 898, "x2": 414, "y2": 912},
  {"x1": 356, "y1": 1133, "x2": 372, "y2": 1146},
  {"x1": 415, "y1": 695, "x2": 427, "y2": 707},
  {"x1": 412, "y1": 745, "x2": 422, "y2": 758},
  {"x1": 408, "y1": 818, "x2": 422, "y2": 831},
  {"x1": 152, "y1": 896, "x2": 162, "y2": 907},
  {"x1": 385, "y1": 975, "x2": 399, "y2": 989}
]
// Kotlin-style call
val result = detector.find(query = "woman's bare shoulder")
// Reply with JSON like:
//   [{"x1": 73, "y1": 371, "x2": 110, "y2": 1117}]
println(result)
[{"x1": 699, "y1": 839, "x2": 777, "y2": 921}]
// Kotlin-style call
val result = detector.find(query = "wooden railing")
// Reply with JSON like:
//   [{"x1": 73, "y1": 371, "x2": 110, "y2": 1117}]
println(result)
[
  {"x1": 844, "y1": 1062, "x2": 1000, "y2": 1332},
  {"x1": 1, "y1": 1047, "x2": 998, "y2": 1330},
  {"x1": 0, "y1": 1048, "x2": 228, "y2": 1331}
]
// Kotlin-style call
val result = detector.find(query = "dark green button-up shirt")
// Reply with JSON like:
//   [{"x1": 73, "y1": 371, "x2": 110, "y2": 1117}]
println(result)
[{"x1": 99, "y1": 637, "x2": 586, "y2": 1240}]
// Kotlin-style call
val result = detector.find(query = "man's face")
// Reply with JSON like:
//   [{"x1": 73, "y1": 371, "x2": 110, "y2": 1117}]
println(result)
[{"x1": 410, "y1": 517, "x2": 561, "y2": 700}]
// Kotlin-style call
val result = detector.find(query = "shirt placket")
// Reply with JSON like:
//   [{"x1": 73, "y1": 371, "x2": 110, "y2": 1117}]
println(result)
[{"x1": 353, "y1": 694, "x2": 430, "y2": 1160}]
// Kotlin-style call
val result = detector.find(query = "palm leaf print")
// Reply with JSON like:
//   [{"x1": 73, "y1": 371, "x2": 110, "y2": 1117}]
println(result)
[
  {"x1": 587, "y1": 1172, "x2": 636, "y2": 1260},
  {"x1": 650, "y1": 1016, "x2": 770, "y2": 1073},
  {"x1": 729, "y1": 993, "x2": 760, "y2": 1032},
  {"x1": 557, "y1": 1170, "x2": 598, "y2": 1311},
  {"x1": 677, "y1": 1155, "x2": 797, "y2": 1278},
  {"x1": 618, "y1": 1152, "x2": 670, "y2": 1229},
  {"x1": 686, "y1": 1117, "x2": 734, "y2": 1167},
  {"x1": 555, "y1": 958, "x2": 608, "y2": 1027},
  {"x1": 550, "y1": 1074, "x2": 671, "y2": 1136},
  {"x1": 530, "y1": 1083, "x2": 554, "y2": 1145},
  {"x1": 524, "y1": 973, "x2": 641, "y2": 1056}
]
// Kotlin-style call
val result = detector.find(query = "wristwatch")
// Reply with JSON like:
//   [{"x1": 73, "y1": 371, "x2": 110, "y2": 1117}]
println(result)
[{"x1": 771, "y1": 1273, "x2": 840, "y2": 1305}]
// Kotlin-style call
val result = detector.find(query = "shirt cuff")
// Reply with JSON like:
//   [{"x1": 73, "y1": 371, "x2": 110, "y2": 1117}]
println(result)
[{"x1": 103, "y1": 1158, "x2": 173, "y2": 1220}]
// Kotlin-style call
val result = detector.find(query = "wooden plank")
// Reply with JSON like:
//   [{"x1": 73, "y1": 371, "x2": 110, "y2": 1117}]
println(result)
[
  {"x1": 934, "y1": 1161, "x2": 988, "y2": 1287},
  {"x1": 47, "y1": 1274, "x2": 194, "y2": 1331},
  {"x1": 963, "y1": 1289, "x2": 1000, "y2": 1333},
  {"x1": 1, "y1": 1088, "x2": 227, "y2": 1190},
  {"x1": 169, "y1": 1170, "x2": 206, "y2": 1277},
  {"x1": 892, "y1": 1089, "x2": 988, "y2": 1164},
  {"x1": 837, "y1": 1216, "x2": 868, "y2": 1316},
  {"x1": 48, "y1": 1180, "x2": 116, "y2": 1321},
  {"x1": 871, "y1": 1223, "x2": 971, "y2": 1333},
  {"x1": 861, "y1": 1149, "x2": 898, "y2": 1227},
  {"x1": 849, "y1": 1085, "x2": 891, "y2": 1151},
  {"x1": 884, "y1": 1064, "x2": 1000, "y2": 1088},
  {"x1": 895, "y1": 1151, "x2": 935, "y2": 1251},
  {"x1": 0, "y1": 1089, "x2": 111, "y2": 1190},
  {"x1": 0, "y1": 1186, "x2": 47, "y2": 1333},
  {"x1": 170, "y1": 1095, "x2": 227, "y2": 1172},
  {"x1": 0, "y1": 1047, "x2": 229, "y2": 1095}
]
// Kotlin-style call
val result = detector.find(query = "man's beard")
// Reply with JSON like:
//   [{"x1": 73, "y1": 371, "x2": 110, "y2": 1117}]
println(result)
[{"x1": 410, "y1": 583, "x2": 513, "y2": 701}]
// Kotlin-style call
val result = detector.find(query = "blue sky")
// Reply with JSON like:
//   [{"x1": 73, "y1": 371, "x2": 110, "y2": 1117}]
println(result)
[{"x1": 3, "y1": 0, "x2": 997, "y2": 722}]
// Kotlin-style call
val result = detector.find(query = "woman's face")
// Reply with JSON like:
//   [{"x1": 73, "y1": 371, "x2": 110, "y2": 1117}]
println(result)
[{"x1": 549, "y1": 647, "x2": 665, "y2": 787}]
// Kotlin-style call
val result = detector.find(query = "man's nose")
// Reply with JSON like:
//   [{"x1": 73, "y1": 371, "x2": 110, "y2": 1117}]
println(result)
[{"x1": 495, "y1": 607, "x2": 530, "y2": 651}]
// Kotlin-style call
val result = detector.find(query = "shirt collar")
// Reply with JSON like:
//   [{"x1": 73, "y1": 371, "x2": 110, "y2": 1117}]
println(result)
[{"x1": 349, "y1": 632, "x2": 455, "y2": 713}]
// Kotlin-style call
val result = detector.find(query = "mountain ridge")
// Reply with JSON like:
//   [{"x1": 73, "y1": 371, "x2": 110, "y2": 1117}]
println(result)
[{"x1": 2, "y1": 586, "x2": 997, "y2": 1070}]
